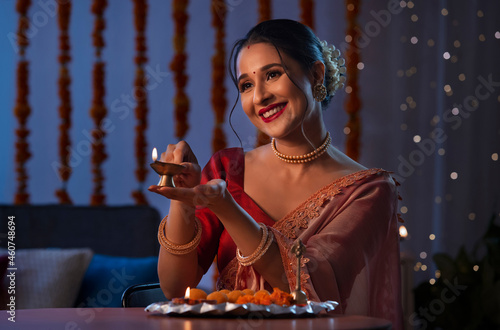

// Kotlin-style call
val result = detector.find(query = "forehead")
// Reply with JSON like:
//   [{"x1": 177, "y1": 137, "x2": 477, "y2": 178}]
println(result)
[{"x1": 237, "y1": 42, "x2": 290, "y2": 74}]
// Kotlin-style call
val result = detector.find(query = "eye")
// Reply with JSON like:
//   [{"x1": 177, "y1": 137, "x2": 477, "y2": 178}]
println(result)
[
  {"x1": 267, "y1": 70, "x2": 281, "y2": 80},
  {"x1": 239, "y1": 81, "x2": 253, "y2": 92}
]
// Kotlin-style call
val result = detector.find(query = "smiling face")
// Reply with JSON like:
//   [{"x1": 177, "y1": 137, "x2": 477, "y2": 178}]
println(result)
[{"x1": 237, "y1": 42, "x2": 320, "y2": 140}]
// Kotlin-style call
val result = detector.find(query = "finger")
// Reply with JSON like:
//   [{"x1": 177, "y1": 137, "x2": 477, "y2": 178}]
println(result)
[
  {"x1": 148, "y1": 185, "x2": 210, "y2": 207},
  {"x1": 161, "y1": 144, "x2": 177, "y2": 163},
  {"x1": 174, "y1": 141, "x2": 199, "y2": 164},
  {"x1": 148, "y1": 185, "x2": 197, "y2": 206},
  {"x1": 179, "y1": 162, "x2": 201, "y2": 175},
  {"x1": 193, "y1": 179, "x2": 226, "y2": 197}
]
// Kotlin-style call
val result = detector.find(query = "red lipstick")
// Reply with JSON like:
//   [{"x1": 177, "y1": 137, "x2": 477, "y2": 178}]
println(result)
[{"x1": 259, "y1": 103, "x2": 287, "y2": 123}]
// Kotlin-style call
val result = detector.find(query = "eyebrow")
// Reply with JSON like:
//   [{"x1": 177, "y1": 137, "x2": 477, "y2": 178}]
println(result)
[{"x1": 237, "y1": 63, "x2": 283, "y2": 84}]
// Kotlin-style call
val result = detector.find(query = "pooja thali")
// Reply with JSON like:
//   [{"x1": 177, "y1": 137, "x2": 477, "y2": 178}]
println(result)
[{"x1": 145, "y1": 300, "x2": 338, "y2": 317}]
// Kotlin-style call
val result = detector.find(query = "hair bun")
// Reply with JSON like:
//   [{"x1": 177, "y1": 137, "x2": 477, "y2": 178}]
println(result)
[{"x1": 320, "y1": 40, "x2": 346, "y2": 97}]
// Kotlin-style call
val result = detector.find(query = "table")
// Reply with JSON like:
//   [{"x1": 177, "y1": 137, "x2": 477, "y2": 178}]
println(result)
[{"x1": 1, "y1": 308, "x2": 392, "y2": 329}]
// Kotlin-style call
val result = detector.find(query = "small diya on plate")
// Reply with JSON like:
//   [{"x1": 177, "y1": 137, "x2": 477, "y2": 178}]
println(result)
[{"x1": 172, "y1": 287, "x2": 217, "y2": 305}]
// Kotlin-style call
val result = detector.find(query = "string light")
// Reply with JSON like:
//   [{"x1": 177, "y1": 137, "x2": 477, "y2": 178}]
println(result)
[
  {"x1": 429, "y1": 234, "x2": 436, "y2": 240},
  {"x1": 468, "y1": 213, "x2": 476, "y2": 221},
  {"x1": 399, "y1": 225, "x2": 408, "y2": 239},
  {"x1": 450, "y1": 172, "x2": 458, "y2": 180},
  {"x1": 430, "y1": 115, "x2": 440, "y2": 125}
]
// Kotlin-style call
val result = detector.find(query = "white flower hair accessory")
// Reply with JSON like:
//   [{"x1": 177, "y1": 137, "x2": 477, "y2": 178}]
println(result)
[{"x1": 320, "y1": 40, "x2": 346, "y2": 97}]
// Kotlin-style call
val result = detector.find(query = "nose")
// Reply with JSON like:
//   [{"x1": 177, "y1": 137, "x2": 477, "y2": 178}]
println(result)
[{"x1": 253, "y1": 82, "x2": 272, "y2": 105}]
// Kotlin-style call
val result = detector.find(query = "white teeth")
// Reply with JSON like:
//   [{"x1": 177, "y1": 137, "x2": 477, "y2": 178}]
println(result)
[{"x1": 262, "y1": 104, "x2": 284, "y2": 118}]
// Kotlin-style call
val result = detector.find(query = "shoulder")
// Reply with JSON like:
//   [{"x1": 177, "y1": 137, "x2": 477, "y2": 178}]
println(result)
[
  {"x1": 201, "y1": 148, "x2": 245, "y2": 182},
  {"x1": 332, "y1": 168, "x2": 398, "y2": 199}
]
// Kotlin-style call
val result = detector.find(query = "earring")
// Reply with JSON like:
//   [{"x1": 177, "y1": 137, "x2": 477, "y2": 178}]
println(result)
[{"x1": 313, "y1": 83, "x2": 327, "y2": 102}]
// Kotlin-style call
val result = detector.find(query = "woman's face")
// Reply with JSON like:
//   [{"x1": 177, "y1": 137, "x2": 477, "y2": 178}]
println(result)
[{"x1": 236, "y1": 42, "x2": 318, "y2": 139}]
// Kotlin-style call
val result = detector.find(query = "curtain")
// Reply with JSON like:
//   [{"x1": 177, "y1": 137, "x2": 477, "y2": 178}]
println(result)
[{"x1": 0, "y1": 0, "x2": 499, "y2": 294}]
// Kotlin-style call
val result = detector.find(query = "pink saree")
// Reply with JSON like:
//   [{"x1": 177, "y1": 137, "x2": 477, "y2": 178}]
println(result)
[{"x1": 195, "y1": 148, "x2": 403, "y2": 329}]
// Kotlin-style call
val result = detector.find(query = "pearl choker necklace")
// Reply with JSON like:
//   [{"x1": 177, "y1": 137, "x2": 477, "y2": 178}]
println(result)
[{"x1": 271, "y1": 132, "x2": 331, "y2": 164}]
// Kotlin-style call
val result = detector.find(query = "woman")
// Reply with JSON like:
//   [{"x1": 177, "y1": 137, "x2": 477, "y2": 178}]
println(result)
[{"x1": 149, "y1": 19, "x2": 403, "y2": 327}]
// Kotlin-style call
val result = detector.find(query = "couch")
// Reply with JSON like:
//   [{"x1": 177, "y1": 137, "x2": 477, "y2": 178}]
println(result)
[{"x1": 0, "y1": 204, "x2": 162, "y2": 309}]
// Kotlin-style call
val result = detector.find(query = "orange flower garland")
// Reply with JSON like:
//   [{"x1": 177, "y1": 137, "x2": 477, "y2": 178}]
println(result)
[
  {"x1": 131, "y1": 0, "x2": 149, "y2": 205},
  {"x1": 254, "y1": 0, "x2": 272, "y2": 148},
  {"x1": 210, "y1": 0, "x2": 227, "y2": 153},
  {"x1": 300, "y1": 0, "x2": 315, "y2": 30},
  {"x1": 13, "y1": 0, "x2": 32, "y2": 205},
  {"x1": 55, "y1": 0, "x2": 73, "y2": 204},
  {"x1": 89, "y1": 0, "x2": 108, "y2": 205},
  {"x1": 170, "y1": 0, "x2": 190, "y2": 140},
  {"x1": 258, "y1": 0, "x2": 271, "y2": 22},
  {"x1": 344, "y1": 0, "x2": 361, "y2": 161}
]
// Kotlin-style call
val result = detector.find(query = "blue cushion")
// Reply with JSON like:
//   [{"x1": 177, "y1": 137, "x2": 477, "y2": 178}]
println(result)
[{"x1": 74, "y1": 254, "x2": 159, "y2": 307}]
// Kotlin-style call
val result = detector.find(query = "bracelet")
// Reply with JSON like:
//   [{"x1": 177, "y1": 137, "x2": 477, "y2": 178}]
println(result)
[
  {"x1": 236, "y1": 223, "x2": 274, "y2": 266},
  {"x1": 157, "y1": 216, "x2": 202, "y2": 255}
]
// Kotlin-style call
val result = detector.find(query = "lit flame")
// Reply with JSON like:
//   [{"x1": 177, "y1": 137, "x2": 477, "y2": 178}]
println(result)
[
  {"x1": 399, "y1": 225, "x2": 408, "y2": 239},
  {"x1": 184, "y1": 287, "x2": 190, "y2": 299},
  {"x1": 152, "y1": 148, "x2": 158, "y2": 162}
]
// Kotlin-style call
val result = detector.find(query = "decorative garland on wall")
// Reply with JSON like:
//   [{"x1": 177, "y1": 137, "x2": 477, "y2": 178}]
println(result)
[
  {"x1": 131, "y1": 0, "x2": 149, "y2": 205},
  {"x1": 170, "y1": 0, "x2": 189, "y2": 140},
  {"x1": 254, "y1": 0, "x2": 272, "y2": 148},
  {"x1": 344, "y1": 0, "x2": 361, "y2": 161},
  {"x1": 210, "y1": 0, "x2": 227, "y2": 153},
  {"x1": 300, "y1": 0, "x2": 315, "y2": 30},
  {"x1": 258, "y1": 0, "x2": 271, "y2": 22},
  {"x1": 13, "y1": 0, "x2": 32, "y2": 205},
  {"x1": 89, "y1": 0, "x2": 108, "y2": 205},
  {"x1": 55, "y1": 0, "x2": 73, "y2": 204}
]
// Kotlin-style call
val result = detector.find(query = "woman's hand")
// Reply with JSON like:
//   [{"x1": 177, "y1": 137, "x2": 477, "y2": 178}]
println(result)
[
  {"x1": 158, "y1": 141, "x2": 201, "y2": 188},
  {"x1": 149, "y1": 179, "x2": 228, "y2": 209}
]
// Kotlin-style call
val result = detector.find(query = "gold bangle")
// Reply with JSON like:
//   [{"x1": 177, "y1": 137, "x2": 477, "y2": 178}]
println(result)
[
  {"x1": 158, "y1": 216, "x2": 202, "y2": 255},
  {"x1": 236, "y1": 223, "x2": 274, "y2": 266}
]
